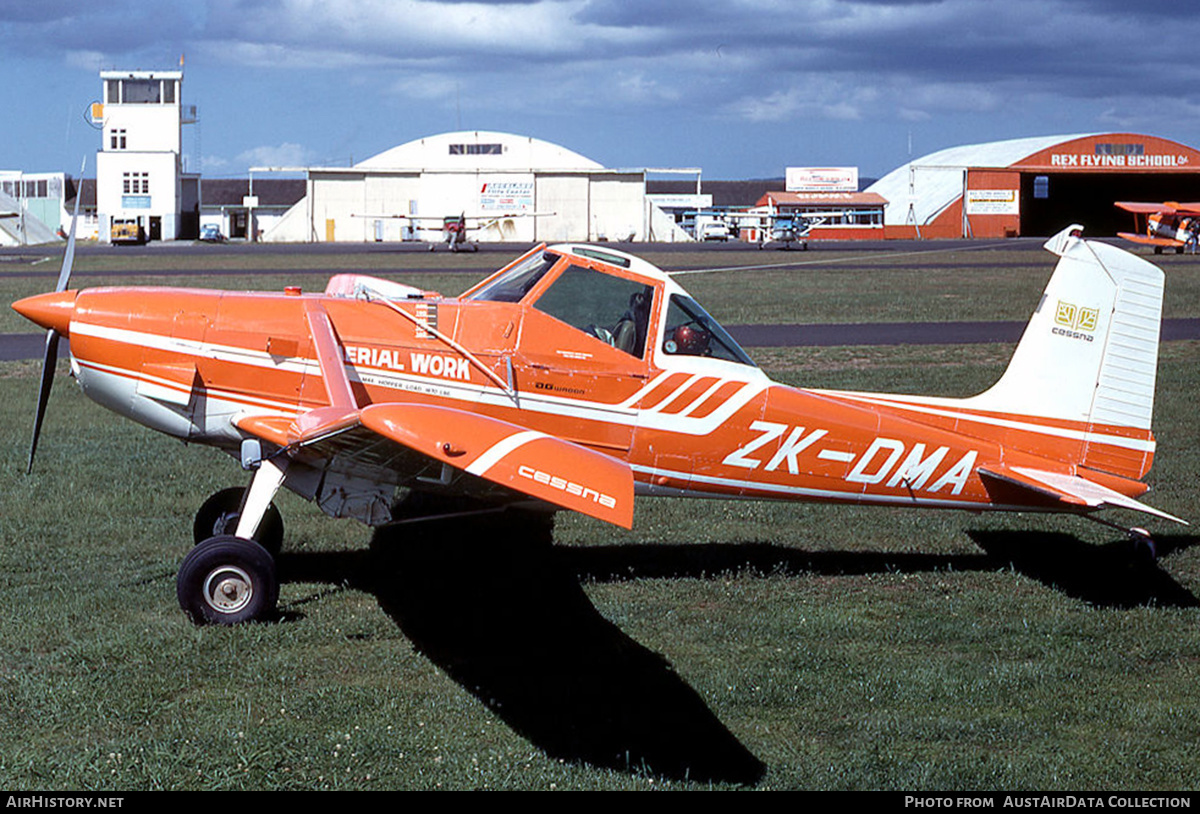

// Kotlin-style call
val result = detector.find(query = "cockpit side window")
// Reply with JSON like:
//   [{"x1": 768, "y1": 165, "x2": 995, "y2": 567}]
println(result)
[
  {"x1": 532, "y1": 264, "x2": 655, "y2": 359},
  {"x1": 465, "y1": 250, "x2": 560, "y2": 303},
  {"x1": 662, "y1": 294, "x2": 757, "y2": 366}
]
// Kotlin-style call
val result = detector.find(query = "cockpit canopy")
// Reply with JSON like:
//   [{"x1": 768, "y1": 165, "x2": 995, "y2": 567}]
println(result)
[{"x1": 464, "y1": 245, "x2": 756, "y2": 367}]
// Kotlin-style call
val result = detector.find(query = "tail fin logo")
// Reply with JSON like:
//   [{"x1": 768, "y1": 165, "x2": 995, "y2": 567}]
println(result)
[{"x1": 1054, "y1": 300, "x2": 1099, "y2": 339}]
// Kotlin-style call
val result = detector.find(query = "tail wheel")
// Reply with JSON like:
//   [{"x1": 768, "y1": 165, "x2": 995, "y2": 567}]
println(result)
[
  {"x1": 177, "y1": 536, "x2": 279, "y2": 625},
  {"x1": 193, "y1": 487, "x2": 284, "y2": 556}
]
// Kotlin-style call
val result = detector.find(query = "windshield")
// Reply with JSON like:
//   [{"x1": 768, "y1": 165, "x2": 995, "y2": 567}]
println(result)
[
  {"x1": 661, "y1": 294, "x2": 756, "y2": 366},
  {"x1": 465, "y1": 250, "x2": 560, "y2": 302}
]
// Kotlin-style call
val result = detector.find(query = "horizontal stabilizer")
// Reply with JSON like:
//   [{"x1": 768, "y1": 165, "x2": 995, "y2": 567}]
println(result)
[{"x1": 978, "y1": 465, "x2": 1185, "y2": 525}]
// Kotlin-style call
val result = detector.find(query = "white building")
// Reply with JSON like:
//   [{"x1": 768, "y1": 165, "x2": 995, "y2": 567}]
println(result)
[
  {"x1": 1, "y1": 172, "x2": 67, "y2": 245},
  {"x1": 259, "y1": 131, "x2": 695, "y2": 243},
  {"x1": 95, "y1": 69, "x2": 199, "y2": 242}
]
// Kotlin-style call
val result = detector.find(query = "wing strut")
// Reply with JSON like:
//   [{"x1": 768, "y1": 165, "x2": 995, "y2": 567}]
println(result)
[
  {"x1": 358, "y1": 287, "x2": 518, "y2": 402},
  {"x1": 304, "y1": 301, "x2": 357, "y2": 409}
]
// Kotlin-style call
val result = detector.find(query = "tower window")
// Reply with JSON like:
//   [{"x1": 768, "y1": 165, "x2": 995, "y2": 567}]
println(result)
[{"x1": 122, "y1": 172, "x2": 149, "y2": 195}]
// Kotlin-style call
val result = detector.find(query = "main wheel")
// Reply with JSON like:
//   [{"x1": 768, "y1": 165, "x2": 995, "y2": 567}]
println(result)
[
  {"x1": 193, "y1": 487, "x2": 284, "y2": 556},
  {"x1": 177, "y1": 536, "x2": 279, "y2": 625}
]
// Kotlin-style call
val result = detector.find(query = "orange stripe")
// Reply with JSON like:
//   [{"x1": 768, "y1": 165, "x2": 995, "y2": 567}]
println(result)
[
  {"x1": 658, "y1": 377, "x2": 719, "y2": 415},
  {"x1": 686, "y1": 381, "x2": 744, "y2": 419}
]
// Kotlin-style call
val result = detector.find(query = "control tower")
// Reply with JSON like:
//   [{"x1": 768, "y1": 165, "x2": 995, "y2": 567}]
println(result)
[{"x1": 94, "y1": 69, "x2": 199, "y2": 242}]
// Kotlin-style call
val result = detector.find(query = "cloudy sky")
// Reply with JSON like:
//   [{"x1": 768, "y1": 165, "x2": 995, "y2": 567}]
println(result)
[{"x1": 3, "y1": 0, "x2": 1199, "y2": 180}]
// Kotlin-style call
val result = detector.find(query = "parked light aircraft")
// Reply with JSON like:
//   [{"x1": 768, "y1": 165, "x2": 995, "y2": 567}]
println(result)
[
  {"x1": 691, "y1": 209, "x2": 841, "y2": 250},
  {"x1": 1115, "y1": 201, "x2": 1200, "y2": 254},
  {"x1": 14, "y1": 223, "x2": 1183, "y2": 625},
  {"x1": 754, "y1": 213, "x2": 824, "y2": 250},
  {"x1": 354, "y1": 211, "x2": 555, "y2": 252}
]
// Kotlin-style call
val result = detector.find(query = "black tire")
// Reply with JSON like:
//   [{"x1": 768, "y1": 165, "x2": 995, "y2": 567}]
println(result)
[
  {"x1": 1129, "y1": 532, "x2": 1158, "y2": 565},
  {"x1": 177, "y1": 535, "x2": 279, "y2": 625},
  {"x1": 193, "y1": 487, "x2": 284, "y2": 556}
]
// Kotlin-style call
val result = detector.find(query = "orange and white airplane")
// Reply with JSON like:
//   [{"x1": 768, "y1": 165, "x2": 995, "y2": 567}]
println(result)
[
  {"x1": 1115, "y1": 201, "x2": 1200, "y2": 254},
  {"x1": 13, "y1": 224, "x2": 1184, "y2": 625}
]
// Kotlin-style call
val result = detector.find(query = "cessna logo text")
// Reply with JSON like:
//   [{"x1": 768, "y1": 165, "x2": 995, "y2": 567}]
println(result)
[
  {"x1": 723, "y1": 421, "x2": 977, "y2": 495},
  {"x1": 1053, "y1": 300, "x2": 1098, "y2": 342},
  {"x1": 517, "y1": 465, "x2": 618, "y2": 509}
]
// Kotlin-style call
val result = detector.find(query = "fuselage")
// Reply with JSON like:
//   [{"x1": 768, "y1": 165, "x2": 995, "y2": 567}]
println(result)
[
  {"x1": 20, "y1": 244, "x2": 1153, "y2": 522},
  {"x1": 1148, "y1": 212, "x2": 1200, "y2": 244}
]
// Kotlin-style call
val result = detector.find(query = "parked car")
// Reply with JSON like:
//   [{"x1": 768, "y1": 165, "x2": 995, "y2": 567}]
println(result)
[
  {"x1": 700, "y1": 221, "x2": 731, "y2": 241},
  {"x1": 199, "y1": 224, "x2": 227, "y2": 243}
]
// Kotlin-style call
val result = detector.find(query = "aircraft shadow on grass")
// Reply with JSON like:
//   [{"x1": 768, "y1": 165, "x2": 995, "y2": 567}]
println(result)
[
  {"x1": 272, "y1": 512, "x2": 1198, "y2": 785},
  {"x1": 565, "y1": 529, "x2": 1200, "y2": 610},
  {"x1": 276, "y1": 508, "x2": 767, "y2": 786}
]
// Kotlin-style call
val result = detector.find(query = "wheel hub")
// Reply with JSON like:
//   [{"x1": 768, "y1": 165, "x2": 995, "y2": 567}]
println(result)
[{"x1": 202, "y1": 566, "x2": 254, "y2": 614}]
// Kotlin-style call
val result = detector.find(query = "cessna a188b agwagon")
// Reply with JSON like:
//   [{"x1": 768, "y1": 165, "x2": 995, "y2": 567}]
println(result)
[{"x1": 13, "y1": 226, "x2": 1183, "y2": 624}]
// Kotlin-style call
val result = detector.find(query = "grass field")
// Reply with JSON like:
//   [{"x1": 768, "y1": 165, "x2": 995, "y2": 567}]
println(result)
[{"x1": 1, "y1": 241, "x2": 1198, "y2": 790}]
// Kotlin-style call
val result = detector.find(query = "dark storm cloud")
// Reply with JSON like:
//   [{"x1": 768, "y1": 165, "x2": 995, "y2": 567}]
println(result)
[
  {"x1": 0, "y1": 2, "x2": 205, "y2": 57},
  {"x1": 4, "y1": 0, "x2": 1200, "y2": 176}
]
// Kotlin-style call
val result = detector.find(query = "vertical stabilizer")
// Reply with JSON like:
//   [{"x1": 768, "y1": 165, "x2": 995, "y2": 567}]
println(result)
[{"x1": 962, "y1": 225, "x2": 1164, "y2": 477}]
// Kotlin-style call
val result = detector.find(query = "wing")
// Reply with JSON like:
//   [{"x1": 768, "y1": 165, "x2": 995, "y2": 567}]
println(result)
[
  {"x1": 1115, "y1": 201, "x2": 1200, "y2": 216},
  {"x1": 237, "y1": 404, "x2": 634, "y2": 528},
  {"x1": 1115, "y1": 201, "x2": 1172, "y2": 214},
  {"x1": 1117, "y1": 232, "x2": 1182, "y2": 247}
]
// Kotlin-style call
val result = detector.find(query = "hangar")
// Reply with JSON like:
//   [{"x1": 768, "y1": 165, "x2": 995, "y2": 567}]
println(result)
[
  {"x1": 261, "y1": 131, "x2": 693, "y2": 244},
  {"x1": 868, "y1": 133, "x2": 1200, "y2": 239}
]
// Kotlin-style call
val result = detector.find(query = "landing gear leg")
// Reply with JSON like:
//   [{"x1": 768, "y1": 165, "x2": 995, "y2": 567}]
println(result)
[{"x1": 235, "y1": 457, "x2": 289, "y2": 542}]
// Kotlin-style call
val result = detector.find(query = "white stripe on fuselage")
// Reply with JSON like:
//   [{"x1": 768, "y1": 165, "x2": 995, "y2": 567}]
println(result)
[
  {"x1": 819, "y1": 390, "x2": 1155, "y2": 454},
  {"x1": 68, "y1": 320, "x2": 768, "y2": 437}
]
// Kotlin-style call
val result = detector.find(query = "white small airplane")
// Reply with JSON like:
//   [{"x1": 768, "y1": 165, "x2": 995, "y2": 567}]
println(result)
[
  {"x1": 690, "y1": 209, "x2": 844, "y2": 250},
  {"x1": 354, "y1": 211, "x2": 556, "y2": 252}
]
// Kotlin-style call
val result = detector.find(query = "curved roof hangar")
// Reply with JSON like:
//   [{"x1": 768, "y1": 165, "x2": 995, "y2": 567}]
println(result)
[{"x1": 867, "y1": 133, "x2": 1200, "y2": 238}]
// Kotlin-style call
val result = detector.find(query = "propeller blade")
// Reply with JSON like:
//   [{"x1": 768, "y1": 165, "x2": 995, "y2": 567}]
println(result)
[
  {"x1": 28, "y1": 330, "x2": 61, "y2": 474},
  {"x1": 56, "y1": 158, "x2": 85, "y2": 293},
  {"x1": 27, "y1": 157, "x2": 84, "y2": 473}
]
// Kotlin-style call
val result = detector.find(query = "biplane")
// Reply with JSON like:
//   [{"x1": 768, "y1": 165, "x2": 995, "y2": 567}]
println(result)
[
  {"x1": 14, "y1": 218, "x2": 1183, "y2": 625},
  {"x1": 1115, "y1": 201, "x2": 1200, "y2": 254}
]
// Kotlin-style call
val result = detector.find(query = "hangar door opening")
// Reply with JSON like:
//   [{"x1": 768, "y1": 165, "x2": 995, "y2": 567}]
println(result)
[{"x1": 1020, "y1": 172, "x2": 1200, "y2": 237}]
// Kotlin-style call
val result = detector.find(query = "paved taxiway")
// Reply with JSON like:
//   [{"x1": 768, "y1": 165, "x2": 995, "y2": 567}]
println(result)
[{"x1": 5, "y1": 239, "x2": 1199, "y2": 361}]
